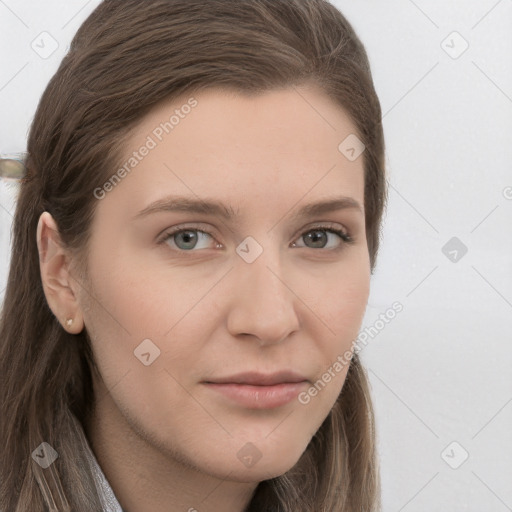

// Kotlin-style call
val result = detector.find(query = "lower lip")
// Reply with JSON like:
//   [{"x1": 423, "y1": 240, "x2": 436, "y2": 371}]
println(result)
[{"x1": 203, "y1": 382, "x2": 308, "y2": 409}]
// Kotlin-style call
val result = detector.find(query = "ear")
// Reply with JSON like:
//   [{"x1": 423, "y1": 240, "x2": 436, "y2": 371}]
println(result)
[{"x1": 36, "y1": 212, "x2": 84, "y2": 334}]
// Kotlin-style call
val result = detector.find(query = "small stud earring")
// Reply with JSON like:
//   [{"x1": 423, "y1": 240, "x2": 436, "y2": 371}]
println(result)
[{"x1": 65, "y1": 318, "x2": 73, "y2": 327}]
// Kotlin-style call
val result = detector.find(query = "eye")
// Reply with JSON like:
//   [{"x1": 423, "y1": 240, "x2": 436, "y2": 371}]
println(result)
[
  {"x1": 291, "y1": 225, "x2": 354, "y2": 251},
  {"x1": 160, "y1": 227, "x2": 220, "y2": 251}
]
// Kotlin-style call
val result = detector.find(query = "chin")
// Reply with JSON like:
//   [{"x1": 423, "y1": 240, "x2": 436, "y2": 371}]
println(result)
[
  {"x1": 224, "y1": 462, "x2": 298, "y2": 484},
  {"x1": 219, "y1": 445, "x2": 307, "y2": 483}
]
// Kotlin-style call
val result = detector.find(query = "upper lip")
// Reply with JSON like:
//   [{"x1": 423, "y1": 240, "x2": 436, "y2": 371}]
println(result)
[{"x1": 203, "y1": 371, "x2": 308, "y2": 386}]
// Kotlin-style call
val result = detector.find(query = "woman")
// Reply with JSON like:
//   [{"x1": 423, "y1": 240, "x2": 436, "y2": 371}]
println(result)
[{"x1": 0, "y1": 0, "x2": 387, "y2": 510}]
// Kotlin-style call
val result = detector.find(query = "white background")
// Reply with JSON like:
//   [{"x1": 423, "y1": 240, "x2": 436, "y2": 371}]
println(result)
[{"x1": 1, "y1": 1, "x2": 511, "y2": 510}]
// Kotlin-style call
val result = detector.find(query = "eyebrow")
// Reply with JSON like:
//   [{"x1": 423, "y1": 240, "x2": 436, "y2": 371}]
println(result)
[{"x1": 133, "y1": 195, "x2": 363, "y2": 221}]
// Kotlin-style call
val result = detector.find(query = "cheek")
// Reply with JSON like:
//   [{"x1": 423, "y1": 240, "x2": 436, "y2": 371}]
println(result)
[
  {"x1": 83, "y1": 252, "x2": 201, "y2": 339},
  {"x1": 333, "y1": 277, "x2": 369, "y2": 334},
  {"x1": 300, "y1": 270, "x2": 368, "y2": 419},
  {"x1": 81, "y1": 259, "x2": 212, "y2": 387},
  {"x1": 317, "y1": 259, "x2": 370, "y2": 343}
]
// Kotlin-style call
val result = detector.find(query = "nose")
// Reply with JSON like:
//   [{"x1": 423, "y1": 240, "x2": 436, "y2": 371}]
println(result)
[{"x1": 226, "y1": 249, "x2": 301, "y2": 346}]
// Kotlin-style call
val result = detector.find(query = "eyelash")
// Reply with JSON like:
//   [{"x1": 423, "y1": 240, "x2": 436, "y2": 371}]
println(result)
[{"x1": 157, "y1": 224, "x2": 354, "y2": 252}]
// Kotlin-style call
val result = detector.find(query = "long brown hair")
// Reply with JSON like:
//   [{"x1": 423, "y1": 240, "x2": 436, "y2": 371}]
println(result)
[{"x1": 0, "y1": 1, "x2": 387, "y2": 510}]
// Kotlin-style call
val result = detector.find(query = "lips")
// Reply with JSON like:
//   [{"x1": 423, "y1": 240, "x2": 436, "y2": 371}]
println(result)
[
  {"x1": 203, "y1": 371, "x2": 308, "y2": 386},
  {"x1": 202, "y1": 371, "x2": 309, "y2": 409}
]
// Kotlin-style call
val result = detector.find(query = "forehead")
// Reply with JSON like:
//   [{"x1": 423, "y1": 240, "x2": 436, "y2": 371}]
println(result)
[{"x1": 95, "y1": 85, "x2": 365, "y2": 222}]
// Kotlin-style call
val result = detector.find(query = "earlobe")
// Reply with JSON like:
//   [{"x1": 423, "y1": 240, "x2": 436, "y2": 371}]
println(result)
[{"x1": 36, "y1": 212, "x2": 84, "y2": 334}]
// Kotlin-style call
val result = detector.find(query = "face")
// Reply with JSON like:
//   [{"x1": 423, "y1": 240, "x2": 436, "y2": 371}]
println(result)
[{"x1": 78, "y1": 85, "x2": 370, "y2": 483}]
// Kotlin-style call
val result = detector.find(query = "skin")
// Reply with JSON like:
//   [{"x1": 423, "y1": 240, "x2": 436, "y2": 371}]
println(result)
[{"x1": 37, "y1": 84, "x2": 370, "y2": 512}]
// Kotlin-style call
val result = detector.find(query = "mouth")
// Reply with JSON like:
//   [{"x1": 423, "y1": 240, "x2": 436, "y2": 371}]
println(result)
[{"x1": 202, "y1": 371, "x2": 309, "y2": 409}]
